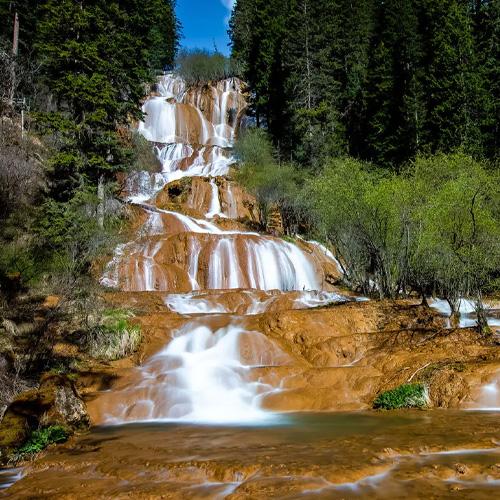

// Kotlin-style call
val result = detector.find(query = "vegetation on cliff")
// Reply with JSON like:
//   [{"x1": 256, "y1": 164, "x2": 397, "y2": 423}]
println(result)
[
  {"x1": 14, "y1": 425, "x2": 68, "y2": 460},
  {"x1": 373, "y1": 384, "x2": 427, "y2": 410},
  {"x1": 176, "y1": 48, "x2": 233, "y2": 86}
]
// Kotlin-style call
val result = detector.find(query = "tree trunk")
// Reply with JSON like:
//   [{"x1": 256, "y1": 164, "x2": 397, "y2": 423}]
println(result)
[
  {"x1": 475, "y1": 296, "x2": 491, "y2": 335},
  {"x1": 9, "y1": 11, "x2": 19, "y2": 104},
  {"x1": 446, "y1": 297, "x2": 461, "y2": 328},
  {"x1": 97, "y1": 175, "x2": 105, "y2": 229},
  {"x1": 421, "y1": 293, "x2": 428, "y2": 307}
]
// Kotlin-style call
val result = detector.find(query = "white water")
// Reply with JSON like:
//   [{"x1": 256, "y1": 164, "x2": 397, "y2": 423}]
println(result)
[
  {"x1": 100, "y1": 74, "x2": 345, "y2": 424},
  {"x1": 429, "y1": 298, "x2": 500, "y2": 329},
  {"x1": 206, "y1": 180, "x2": 225, "y2": 218},
  {"x1": 163, "y1": 290, "x2": 351, "y2": 316},
  {"x1": 104, "y1": 317, "x2": 291, "y2": 424},
  {"x1": 226, "y1": 182, "x2": 238, "y2": 219}
]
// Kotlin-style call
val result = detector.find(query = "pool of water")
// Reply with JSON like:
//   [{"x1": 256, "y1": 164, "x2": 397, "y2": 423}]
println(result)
[{"x1": 3, "y1": 410, "x2": 500, "y2": 499}]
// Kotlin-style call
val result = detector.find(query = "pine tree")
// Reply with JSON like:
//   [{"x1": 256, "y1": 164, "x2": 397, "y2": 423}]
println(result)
[
  {"x1": 479, "y1": 0, "x2": 500, "y2": 160},
  {"x1": 365, "y1": 0, "x2": 426, "y2": 167},
  {"x1": 424, "y1": 0, "x2": 485, "y2": 156},
  {"x1": 36, "y1": 0, "x2": 180, "y2": 201},
  {"x1": 283, "y1": 0, "x2": 344, "y2": 166}
]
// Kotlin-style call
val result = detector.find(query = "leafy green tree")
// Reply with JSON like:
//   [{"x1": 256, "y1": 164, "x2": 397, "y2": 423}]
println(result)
[
  {"x1": 410, "y1": 153, "x2": 500, "y2": 331},
  {"x1": 176, "y1": 48, "x2": 229, "y2": 86}
]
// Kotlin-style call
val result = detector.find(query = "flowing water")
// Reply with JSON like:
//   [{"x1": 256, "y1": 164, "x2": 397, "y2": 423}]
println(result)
[
  {"x1": 5, "y1": 75, "x2": 500, "y2": 498},
  {"x1": 96, "y1": 74, "x2": 346, "y2": 425},
  {"x1": 5, "y1": 411, "x2": 500, "y2": 499}
]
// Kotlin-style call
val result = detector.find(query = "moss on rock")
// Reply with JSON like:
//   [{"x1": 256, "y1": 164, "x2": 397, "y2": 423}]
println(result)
[{"x1": 373, "y1": 384, "x2": 427, "y2": 410}]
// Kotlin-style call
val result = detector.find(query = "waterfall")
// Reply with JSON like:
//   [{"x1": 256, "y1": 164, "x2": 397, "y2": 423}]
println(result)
[
  {"x1": 226, "y1": 182, "x2": 238, "y2": 219},
  {"x1": 98, "y1": 73, "x2": 346, "y2": 424},
  {"x1": 102, "y1": 317, "x2": 292, "y2": 424},
  {"x1": 206, "y1": 180, "x2": 225, "y2": 218}
]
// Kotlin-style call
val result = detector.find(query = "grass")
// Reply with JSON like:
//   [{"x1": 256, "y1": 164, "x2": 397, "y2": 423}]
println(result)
[
  {"x1": 85, "y1": 309, "x2": 141, "y2": 360},
  {"x1": 373, "y1": 384, "x2": 427, "y2": 410},
  {"x1": 15, "y1": 425, "x2": 68, "y2": 459}
]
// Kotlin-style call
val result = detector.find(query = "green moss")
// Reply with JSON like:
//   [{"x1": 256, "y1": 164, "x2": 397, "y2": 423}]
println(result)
[
  {"x1": 15, "y1": 425, "x2": 68, "y2": 458},
  {"x1": 279, "y1": 235, "x2": 296, "y2": 244},
  {"x1": 373, "y1": 384, "x2": 427, "y2": 410}
]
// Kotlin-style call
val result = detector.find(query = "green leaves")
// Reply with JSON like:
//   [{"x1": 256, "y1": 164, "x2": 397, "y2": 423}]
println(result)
[
  {"x1": 373, "y1": 384, "x2": 427, "y2": 410},
  {"x1": 35, "y1": 0, "x2": 180, "y2": 186},
  {"x1": 16, "y1": 425, "x2": 69, "y2": 458},
  {"x1": 176, "y1": 48, "x2": 230, "y2": 86},
  {"x1": 229, "y1": 0, "x2": 500, "y2": 167}
]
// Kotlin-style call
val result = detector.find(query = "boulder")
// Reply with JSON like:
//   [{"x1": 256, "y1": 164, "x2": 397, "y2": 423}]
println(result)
[{"x1": 0, "y1": 373, "x2": 90, "y2": 462}]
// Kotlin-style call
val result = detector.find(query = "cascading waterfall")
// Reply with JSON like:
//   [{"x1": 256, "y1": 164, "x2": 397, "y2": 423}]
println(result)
[
  {"x1": 104, "y1": 317, "x2": 292, "y2": 424},
  {"x1": 226, "y1": 182, "x2": 238, "y2": 219},
  {"x1": 206, "y1": 180, "x2": 225, "y2": 218},
  {"x1": 100, "y1": 73, "x2": 346, "y2": 424}
]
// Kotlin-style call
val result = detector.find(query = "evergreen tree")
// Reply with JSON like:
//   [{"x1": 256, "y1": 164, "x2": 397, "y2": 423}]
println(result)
[
  {"x1": 283, "y1": 0, "x2": 344, "y2": 166},
  {"x1": 365, "y1": 0, "x2": 426, "y2": 167},
  {"x1": 424, "y1": 0, "x2": 485, "y2": 156},
  {"x1": 35, "y1": 0, "x2": 180, "y2": 202},
  {"x1": 479, "y1": 0, "x2": 500, "y2": 160}
]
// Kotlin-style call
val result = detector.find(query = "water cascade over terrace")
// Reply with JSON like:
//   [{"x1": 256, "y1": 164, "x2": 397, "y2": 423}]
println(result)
[{"x1": 99, "y1": 74, "x2": 346, "y2": 423}]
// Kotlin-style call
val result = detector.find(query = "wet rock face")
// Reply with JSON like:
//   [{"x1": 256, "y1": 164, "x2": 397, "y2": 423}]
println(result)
[{"x1": 0, "y1": 374, "x2": 90, "y2": 462}]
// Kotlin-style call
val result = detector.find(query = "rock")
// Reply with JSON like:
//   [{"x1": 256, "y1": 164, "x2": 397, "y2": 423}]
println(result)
[
  {"x1": 427, "y1": 368, "x2": 470, "y2": 408},
  {"x1": 0, "y1": 373, "x2": 90, "y2": 462}
]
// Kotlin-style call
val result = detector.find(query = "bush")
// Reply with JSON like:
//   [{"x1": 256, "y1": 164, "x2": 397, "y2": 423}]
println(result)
[
  {"x1": 15, "y1": 425, "x2": 68, "y2": 458},
  {"x1": 130, "y1": 132, "x2": 161, "y2": 173},
  {"x1": 235, "y1": 128, "x2": 311, "y2": 233},
  {"x1": 83, "y1": 309, "x2": 141, "y2": 360},
  {"x1": 373, "y1": 384, "x2": 427, "y2": 410},
  {"x1": 175, "y1": 48, "x2": 229, "y2": 86}
]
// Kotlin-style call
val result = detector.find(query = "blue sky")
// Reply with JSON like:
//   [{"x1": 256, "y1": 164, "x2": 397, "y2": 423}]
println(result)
[{"x1": 176, "y1": 0, "x2": 235, "y2": 56}]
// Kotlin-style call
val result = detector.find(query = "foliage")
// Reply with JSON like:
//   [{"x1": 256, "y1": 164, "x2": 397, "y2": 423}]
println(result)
[
  {"x1": 236, "y1": 127, "x2": 500, "y2": 331},
  {"x1": 130, "y1": 132, "x2": 161, "y2": 173},
  {"x1": 175, "y1": 48, "x2": 230, "y2": 86},
  {"x1": 15, "y1": 425, "x2": 68, "y2": 458},
  {"x1": 235, "y1": 129, "x2": 311, "y2": 232},
  {"x1": 82, "y1": 309, "x2": 141, "y2": 360},
  {"x1": 229, "y1": 0, "x2": 498, "y2": 168},
  {"x1": 373, "y1": 384, "x2": 427, "y2": 410}
]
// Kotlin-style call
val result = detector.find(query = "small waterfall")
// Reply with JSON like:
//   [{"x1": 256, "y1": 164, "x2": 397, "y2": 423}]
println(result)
[
  {"x1": 102, "y1": 317, "x2": 291, "y2": 424},
  {"x1": 226, "y1": 182, "x2": 238, "y2": 219},
  {"x1": 209, "y1": 239, "x2": 240, "y2": 289},
  {"x1": 206, "y1": 180, "x2": 225, "y2": 218}
]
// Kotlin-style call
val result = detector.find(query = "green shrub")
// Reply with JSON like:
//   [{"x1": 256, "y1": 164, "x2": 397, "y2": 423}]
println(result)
[
  {"x1": 175, "y1": 48, "x2": 229, "y2": 86},
  {"x1": 373, "y1": 384, "x2": 427, "y2": 410},
  {"x1": 16, "y1": 425, "x2": 68, "y2": 458},
  {"x1": 84, "y1": 309, "x2": 141, "y2": 360}
]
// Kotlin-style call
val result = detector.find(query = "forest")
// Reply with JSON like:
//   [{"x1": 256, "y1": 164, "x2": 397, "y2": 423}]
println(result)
[
  {"x1": 230, "y1": 0, "x2": 500, "y2": 169},
  {"x1": 229, "y1": 0, "x2": 500, "y2": 330}
]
